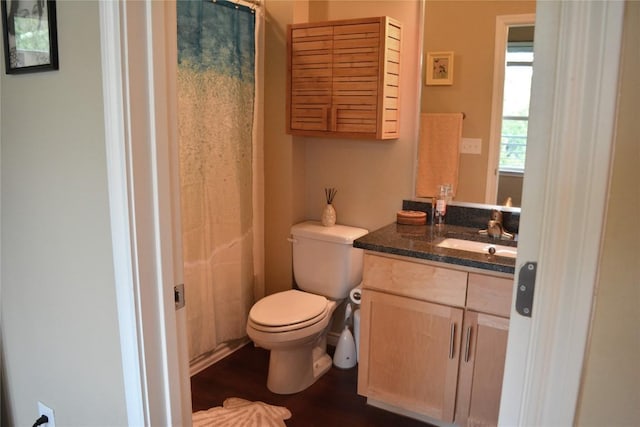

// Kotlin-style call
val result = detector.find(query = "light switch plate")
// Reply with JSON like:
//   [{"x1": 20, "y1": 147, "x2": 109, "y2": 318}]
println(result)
[{"x1": 460, "y1": 137, "x2": 482, "y2": 154}]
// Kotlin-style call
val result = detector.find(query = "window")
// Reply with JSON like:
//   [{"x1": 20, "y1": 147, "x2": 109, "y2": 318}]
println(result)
[{"x1": 499, "y1": 43, "x2": 533, "y2": 173}]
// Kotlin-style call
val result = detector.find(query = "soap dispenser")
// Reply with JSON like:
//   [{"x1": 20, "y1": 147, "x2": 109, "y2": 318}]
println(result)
[{"x1": 434, "y1": 184, "x2": 448, "y2": 227}]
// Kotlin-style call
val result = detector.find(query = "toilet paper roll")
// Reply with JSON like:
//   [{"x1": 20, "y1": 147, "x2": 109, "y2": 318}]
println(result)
[{"x1": 349, "y1": 284, "x2": 362, "y2": 305}]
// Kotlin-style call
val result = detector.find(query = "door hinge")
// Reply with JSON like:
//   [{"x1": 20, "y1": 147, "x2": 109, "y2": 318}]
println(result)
[
  {"x1": 174, "y1": 284, "x2": 185, "y2": 310},
  {"x1": 515, "y1": 262, "x2": 537, "y2": 317}
]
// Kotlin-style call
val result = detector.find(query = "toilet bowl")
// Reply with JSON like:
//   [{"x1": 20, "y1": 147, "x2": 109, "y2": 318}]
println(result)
[
  {"x1": 246, "y1": 221, "x2": 368, "y2": 394},
  {"x1": 247, "y1": 289, "x2": 338, "y2": 394}
]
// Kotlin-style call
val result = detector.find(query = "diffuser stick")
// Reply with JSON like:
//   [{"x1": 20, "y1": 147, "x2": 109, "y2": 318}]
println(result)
[{"x1": 325, "y1": 187, "x2": 337, "y2": 204}]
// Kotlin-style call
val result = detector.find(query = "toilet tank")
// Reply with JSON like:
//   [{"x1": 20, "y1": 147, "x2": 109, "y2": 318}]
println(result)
[{"x1": 290, "y1": 221, "x2": 368, "y2": 300}]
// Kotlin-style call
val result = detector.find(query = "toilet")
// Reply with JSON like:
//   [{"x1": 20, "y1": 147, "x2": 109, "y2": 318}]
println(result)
[{"x1": 246, "y1": 221, "x2": 368, "y2": 394}]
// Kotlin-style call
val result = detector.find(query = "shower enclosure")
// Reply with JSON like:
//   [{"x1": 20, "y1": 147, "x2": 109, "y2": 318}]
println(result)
[{"x1": 176, "y1": 0, "x2": 263, "y2": 369}]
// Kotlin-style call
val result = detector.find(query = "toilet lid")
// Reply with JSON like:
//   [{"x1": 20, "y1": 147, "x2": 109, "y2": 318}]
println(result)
[{"x1": 249, "y1": 289, "x2": 328, "y2": 328}]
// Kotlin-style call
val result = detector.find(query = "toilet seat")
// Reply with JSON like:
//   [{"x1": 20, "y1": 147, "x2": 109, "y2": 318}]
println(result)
[{"x1": 249, "y1": 290, "x2": 329, "y2": 333}]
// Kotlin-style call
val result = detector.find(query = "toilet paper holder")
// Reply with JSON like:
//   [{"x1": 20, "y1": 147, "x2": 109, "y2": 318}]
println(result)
[{"x1": 349, "y1": 284, "x2": 363, "y2": 305}]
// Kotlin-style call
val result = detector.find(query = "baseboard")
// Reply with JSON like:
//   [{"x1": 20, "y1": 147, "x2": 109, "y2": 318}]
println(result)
[
  {"x1": 366, "y1": 398, "x2": 456, "y2": 427},
  {"x1": 189, "y1": 337, "x2": 251, "y2": 376},
  {"x1": 191, "y1": 332, "x2": 343, "y2": 375}
]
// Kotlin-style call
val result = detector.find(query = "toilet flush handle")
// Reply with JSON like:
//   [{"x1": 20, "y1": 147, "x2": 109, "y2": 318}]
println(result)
[{"x1": 287, "y1": 237, "x2": 298, "y2": 244}]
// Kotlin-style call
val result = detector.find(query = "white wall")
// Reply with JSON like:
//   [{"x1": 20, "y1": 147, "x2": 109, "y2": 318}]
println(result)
[{"x1": 1, "y1": 2, "x2": 128, "y2": 425}]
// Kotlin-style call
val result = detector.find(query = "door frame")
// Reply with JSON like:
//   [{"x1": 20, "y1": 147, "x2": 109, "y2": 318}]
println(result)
[
  {"x1": 484, "y1": 13, "x2": 536, "y2": 205},
  {"x1": 99, "y1": 0, "x2": 625, "y2": 426},
  {"x1": 499, "y1": 1, "x2": 624, "y2": 425},
  {"x1": 99, "y1": 1, "x2": 191, "y2": 425}
]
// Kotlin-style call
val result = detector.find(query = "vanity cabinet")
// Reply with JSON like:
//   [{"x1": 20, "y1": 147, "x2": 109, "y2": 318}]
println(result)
[
  {"x1": 454, "y1": 273, "x2": 512, "y2": 427},
  {"x1": 358, "y1": 289, "x2": 463, "y2": 422},
  {"x1": 286, "y1": 17, "x2": 401, "y2": 139},
  {"x1": 358, "y1": 254, "x2": 513, "y2": 426},
  {"x1": 454, "y1": 311, "x2": 509, "y2": 427}
]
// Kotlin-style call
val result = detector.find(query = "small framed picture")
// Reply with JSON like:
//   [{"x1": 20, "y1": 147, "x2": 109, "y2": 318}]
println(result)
[
  {"x1": 426, "y1": 51, "x2": 454, "y2": 86},
  {"x1": 1, "y1": 0, "x2": 59, "y2": 74}
]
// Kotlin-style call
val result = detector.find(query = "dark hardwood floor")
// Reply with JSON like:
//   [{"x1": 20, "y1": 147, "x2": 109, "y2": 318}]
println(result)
[{"x1": 191, "y1": 343, "x2": 434, "y2": 426}]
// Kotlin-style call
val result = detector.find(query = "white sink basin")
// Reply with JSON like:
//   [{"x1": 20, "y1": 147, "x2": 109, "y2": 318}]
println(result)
[{"x1": 436, "y1": 238, "x2": 517, "y2": 259}]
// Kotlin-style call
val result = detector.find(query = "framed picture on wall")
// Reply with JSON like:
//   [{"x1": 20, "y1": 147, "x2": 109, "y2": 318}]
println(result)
[
  {"x1": 426, "y1": 51, "x2": 454, "y2": 86},
  {"x1": 1, "y1": 0, "x2": 59, "y2": 74}
]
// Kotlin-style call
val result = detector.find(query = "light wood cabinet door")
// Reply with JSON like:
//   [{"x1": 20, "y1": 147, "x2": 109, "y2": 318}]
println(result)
[
  {"x1": 287, "y1": 17, "x2": 401, "y2": 139},
  {"x1": 288, "y1": 24, "x2": 333, "y2": 132},
  {"x1": 455, "y1": 311, "x2": 510, "y2": 427},
  {"x1": 358, "y1": 290, "x2": 463, "y2": 422}
]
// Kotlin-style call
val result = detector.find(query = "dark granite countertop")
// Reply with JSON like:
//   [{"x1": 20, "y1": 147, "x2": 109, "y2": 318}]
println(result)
[{"x1": 354, "y1": 222, "x2": 517, "y2": 275}]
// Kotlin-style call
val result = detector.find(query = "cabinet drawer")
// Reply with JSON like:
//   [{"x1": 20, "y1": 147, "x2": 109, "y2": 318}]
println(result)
[
  {"x1": 363, "y1": 253, "x2": 467, "y2": 307},
  {"x1": 466, "y1": 273, "x2": 514, "y2": 318}
]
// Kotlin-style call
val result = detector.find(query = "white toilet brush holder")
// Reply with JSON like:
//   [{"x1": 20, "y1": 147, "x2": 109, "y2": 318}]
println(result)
[
  {"x1": 333, "y1": 325, "x2": 357, "y2": 369},
  {"x1": 333, "y1": 302, "x2": 357, "y2": 369}
]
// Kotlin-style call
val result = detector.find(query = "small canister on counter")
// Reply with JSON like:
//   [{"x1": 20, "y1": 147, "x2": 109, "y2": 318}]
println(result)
[{"x1": 396, "y1": 210, "x2": 427, "y2": 225}]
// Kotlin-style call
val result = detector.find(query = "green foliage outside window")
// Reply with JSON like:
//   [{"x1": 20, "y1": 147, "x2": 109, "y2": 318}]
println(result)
[
  {"x1": 14, "y1": 17, "x2": 50, "y2": 52},
  {"x1": 500, "y1": 119, "x2": 528, "y2": 171},
  {"x1": 499, "y1": 45, "x2": 533, "y2": 174}
]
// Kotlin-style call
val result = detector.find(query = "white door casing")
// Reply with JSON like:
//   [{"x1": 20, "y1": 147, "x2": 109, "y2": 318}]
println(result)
[
  {"x1": 484, "y1": 13, "x2": 535, "y2": 205},
  {"x1": 499, "y1": 1, "x2": 624, "y2": 425},
  {"x1": 100, "y1": 1, "x2": 191, "y2": 425}
]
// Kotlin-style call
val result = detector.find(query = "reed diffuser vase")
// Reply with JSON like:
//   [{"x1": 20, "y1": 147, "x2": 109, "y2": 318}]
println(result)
[{"x1": 322, "y1": 188, "x2": 337, "y2": 227}]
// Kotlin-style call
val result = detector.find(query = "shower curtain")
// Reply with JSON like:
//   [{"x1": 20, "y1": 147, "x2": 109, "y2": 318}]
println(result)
[{"x1": 177, "y1": 0, "x2": 256, "y2": 363}]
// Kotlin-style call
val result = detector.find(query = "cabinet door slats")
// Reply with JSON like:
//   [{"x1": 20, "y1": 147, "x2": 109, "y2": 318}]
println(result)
[
  {"x1": 334, "y1": 22, "x2": 380, "y2": 35},
  {"x1": 385, "y1": 73, "x2": 399, "y2": 86},
  {"x1": 387, "y1": 24, "x2": 401, "y2": 40},
  {"x1": 292, "y1": 53, "x2": 332, "y2": 66},
  {"x1": 287, "y1": 17, "x2": 401, "y2": 139},
  {"x1": 334, "y1": 38, "x2": 380, "y2": 50},
  {"x1": 291, "y1": 26, "x2": 333, "y2": 38}
]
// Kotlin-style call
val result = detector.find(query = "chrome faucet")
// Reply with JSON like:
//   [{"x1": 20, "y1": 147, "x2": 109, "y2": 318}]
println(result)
[{"x1": 479, "y1": 209, "x2": 514, "y2": 240}]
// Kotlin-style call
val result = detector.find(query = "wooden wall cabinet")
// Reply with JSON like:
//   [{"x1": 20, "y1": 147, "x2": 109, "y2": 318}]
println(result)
[
  {"x1": 286, "y1": 17, "x2": 401, "y2": 139},
  {"x1": 358, "y1": 254, "x2": 513, "y2": 426}
]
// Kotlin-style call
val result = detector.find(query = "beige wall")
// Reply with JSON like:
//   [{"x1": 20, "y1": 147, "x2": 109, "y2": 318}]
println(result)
[
  {"x1": 576, "y1": 1, "x2": 640, "y2": 424},
  {"x1": 263, "y1": 0, "x2": 537, "y2": 293},
  {"x1": 422, "y1": 0, "x2": 535, "y2": 203},
  {"x1": 0, "y1": 2, "x2": 127, "y2": 425},
  {"x1": 303, "y1": 1, "x2": 423, "y2": 230},
  {"x1": 263, "y1": 0, "x2": 305, "y2": 295},
  {"x1": 497, "y1": 173, "x2": 523, "y2": 207},
  {"x1": 264, "y1": 0, "x2": 424, "y2": 295}
]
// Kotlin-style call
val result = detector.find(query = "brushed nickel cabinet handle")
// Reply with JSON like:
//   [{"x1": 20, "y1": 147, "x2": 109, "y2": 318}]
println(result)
[
  {"x1": 449, "y1": 323, "x2": 456, "y2": 359},
  {"x1": 464, "y1": 326, "x2": 472, "y2": 363}
]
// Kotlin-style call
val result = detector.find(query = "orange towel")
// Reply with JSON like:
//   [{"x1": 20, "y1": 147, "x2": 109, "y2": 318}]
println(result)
[{"x1": 415, "y1": 113, "x2": 463, "y2": 198}]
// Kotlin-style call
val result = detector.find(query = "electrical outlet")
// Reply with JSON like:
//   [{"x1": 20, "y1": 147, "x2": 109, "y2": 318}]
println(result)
[
  {"x1": 37, "y1": 401, "x2": 55, "y2": 427},
  {"x1": 460, "y1": 137, "x2": 482, "y2": 154}
]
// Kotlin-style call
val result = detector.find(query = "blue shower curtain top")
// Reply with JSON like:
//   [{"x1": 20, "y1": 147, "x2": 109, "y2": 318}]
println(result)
[{"x1": 177, "y1": 0, "x2": 255, "y2": 81}]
